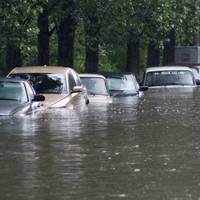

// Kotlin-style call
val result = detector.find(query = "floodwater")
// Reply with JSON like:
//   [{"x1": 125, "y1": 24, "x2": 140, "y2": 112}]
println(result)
[{"x1": 1, "y1": 87, "x2": 200, "y2": 200}]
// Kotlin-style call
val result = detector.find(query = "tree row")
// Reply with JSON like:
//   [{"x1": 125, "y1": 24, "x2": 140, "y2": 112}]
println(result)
[{"x1": 0, "y1": 0, "x2": 199, "y2": 77}]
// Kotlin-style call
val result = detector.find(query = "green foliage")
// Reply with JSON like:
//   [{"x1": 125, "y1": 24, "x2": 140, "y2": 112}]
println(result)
[
  {"x1": 0, "y1": 0, "x2": 44, "y2": 70},
  {"x1": 0, "y1": 0, "x2": 200, "y2": 74},
  {"x1": 74, "y1": 21, "x2": 85, "y2": 72},
  {"x1": 0, "y1": 1, "x2": 41, "y2": 41}
]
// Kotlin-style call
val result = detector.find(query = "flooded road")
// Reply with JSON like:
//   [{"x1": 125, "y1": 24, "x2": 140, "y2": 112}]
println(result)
[{"x1": 1, "y1": 88, "x2": 200, "y2": 200}]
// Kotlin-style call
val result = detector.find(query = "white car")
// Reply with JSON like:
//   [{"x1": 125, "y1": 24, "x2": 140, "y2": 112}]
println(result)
[
  {"x1": 141, "y1": 66, "x2": 196, "y2": 88},
  {"x1": 79, "y1": 74, "x2": 112, "y2": 103}
]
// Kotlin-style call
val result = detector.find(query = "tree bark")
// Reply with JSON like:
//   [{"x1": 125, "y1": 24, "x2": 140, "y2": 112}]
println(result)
[
  {"x1": 57, "y1": 14, "x2": 75, "y2": 68},
  {"x1": 147, "y1": 40, "x2": 160, "y2": 67},
  {"x1": 6, "y1": 42, "x2": 22, "y2": 73},
  {"x1": 193, "y1": 34, "x2": 200, "y2": 46},
  {"x1": 84, "y1": 16, "x2": 100, "y2": 73},
  {"x1": 163, "y1": 29, "x2": 176, "y2": 65},
  {"x1": 85, "y1": 36, "x2": 99, "y2": 73},
  {"x1": 126, "y1": 31, "x2": 140, "y2": 78},
  {"x1": 37, "y1": 3, "x2": 49, "y2": 66}
]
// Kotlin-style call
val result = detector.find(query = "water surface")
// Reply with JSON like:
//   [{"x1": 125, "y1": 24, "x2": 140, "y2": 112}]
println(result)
[{"x1": 1, "y1": 88, "x2": 200, "y2": 200}]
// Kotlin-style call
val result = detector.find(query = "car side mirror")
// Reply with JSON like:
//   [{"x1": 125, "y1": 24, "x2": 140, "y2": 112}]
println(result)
[
  {"x1": 32, "y1": 94, "x2": 45, "y2": 101},
  {"x1": 139, "y1": 86, "x2": 148, "y2": 91},
  {"x1": 71, "y1": 86, "x2": 84, "y2": 93},
  {"x1": 196, "y1": 80, "x2": 200, "y2": 85}
]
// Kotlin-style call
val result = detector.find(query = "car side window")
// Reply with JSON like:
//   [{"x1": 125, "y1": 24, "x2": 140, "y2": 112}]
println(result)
[
  {"x1": 71, "y1": 70, "x2": 82, "y2": 86},
  {"x1": 19, "y1": 83, "x2": 29, "y2": 102},
  {"x1": 74, "y1": 73, "x2": 82, "y2": 86},
  {"x1": 68, "y1": 72, "x2": 77, "y2": 92}
]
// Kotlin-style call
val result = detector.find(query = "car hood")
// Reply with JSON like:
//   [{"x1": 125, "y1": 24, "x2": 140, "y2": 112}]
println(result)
[
  {"x1": 145, "y1": 86, "x2": 197, "y2": 98},
  {"x1": 0, "y1": 100, "x2": 24, "y2": 116},
  {"x1": 41, "y1": 94, "x2": 72, "y2": 108},
  {"x1": 148, "y1": 85, "x2": 197, "y2": 88},
  {"x1": 88, "y1": 95, "x2": 112, "y2": 103},
  {"x1": 110, "y1": 90, "x2": 139, "y2": 97}
]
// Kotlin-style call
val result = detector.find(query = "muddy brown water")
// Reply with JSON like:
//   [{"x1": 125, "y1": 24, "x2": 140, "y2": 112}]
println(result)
[{"x1": 0, "y1": 87, "x2": 200, "y2": 200}]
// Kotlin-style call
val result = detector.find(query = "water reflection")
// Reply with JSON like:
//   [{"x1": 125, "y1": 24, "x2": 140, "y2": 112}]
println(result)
[
  {"x1": 132, "y1": 88, "x2": 200, "y2": 199},
  {"x1": 1, "y1": 91, "x2": 200, "y2": 199}
]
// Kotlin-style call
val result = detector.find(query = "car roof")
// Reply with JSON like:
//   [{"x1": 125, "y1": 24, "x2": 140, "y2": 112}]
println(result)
[
  {"x1": 79, "y1": 73, "x2": 106, "y2": 79},
  {"x1": 9, "y1": 66, "x2": 72, "y2": 74},
  {"x1": 190, "y1": 66, "x2": 200, "y2": 69},
  {"x1": 0, "y1": 78, "x2": 28, "y2": 83},
  {"x1": 102, "y1": 72, "x2": 135, "y2": 78},
  {"x1": 145, "y1": 66, "x2": 193, "y2": 73}
]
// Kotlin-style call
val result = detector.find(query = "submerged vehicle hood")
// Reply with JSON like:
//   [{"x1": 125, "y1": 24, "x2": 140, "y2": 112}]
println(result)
[
  {"x1": 110, "y1": 90, "x2": 139, "y2": 97},
  {"x1": 148, "y1": 84, "x2": 197, "y2": 88},
  {"x1": 42, "y1": 94, "x2": 72, "y2": 108},
  {"x1": 145, "y1": 86, "x2": 197, "y2": 99},
  {"x1": 87, "y1": 95, "x2": 112, "y2": 103},
  {"x1": 148, "y1": 85, "x2": 197, "y2": 88},
  {"x1": 0, "y1": 101, "x2": 24, "y2": 116}
]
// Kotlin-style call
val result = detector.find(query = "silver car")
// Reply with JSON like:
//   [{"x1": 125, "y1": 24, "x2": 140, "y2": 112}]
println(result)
[
  {"x1": 0, "y1": 78, "x2": 45, "y2": 116},
  {"x1": 104, "y1": 73, "x2": 140, "y2": 97}
]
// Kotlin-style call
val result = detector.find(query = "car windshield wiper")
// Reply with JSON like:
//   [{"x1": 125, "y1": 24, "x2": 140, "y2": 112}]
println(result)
[
  {"x1": 87, "y1": 91, "x2": 108, "y2": 96},
  {"x1": 39, "y1": 91, "x2": 63, "y2": 94},
  {"x1": 166, "y1": 82, "x2": 182, "y2": 85},
  {"x1": 87, "y1": 90, "x2": 97, "y2": 96},
  {"x1": 150, "y1": 83, "x2": 183, "y2": 86},
  {"x1": 163, "y1": 83, "x2": 192, "y2": 86},
  {"x1": 0, "y1": 98, "x2": 19, "y2": 101}
]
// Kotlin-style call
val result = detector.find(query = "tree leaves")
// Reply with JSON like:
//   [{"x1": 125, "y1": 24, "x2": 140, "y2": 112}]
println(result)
[{"x1": 0, "y1": 0, "x2": 199, "y2": 71}]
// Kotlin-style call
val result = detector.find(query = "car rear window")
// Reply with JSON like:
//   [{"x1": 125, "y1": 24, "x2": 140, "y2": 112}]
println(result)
[
  {"x1": 81, "y1": 77, "x2": 109, "y2": 95},
  {"x1": 145, "y1": 71, "x2": 195, "y2": 86}
]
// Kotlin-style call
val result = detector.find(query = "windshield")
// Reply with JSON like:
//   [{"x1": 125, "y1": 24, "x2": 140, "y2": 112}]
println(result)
[
  {"x1": 0, "y1": 81, "x2": 27, "y2": 102},
  {"x1": 9, "y1": 73, "x2": 67, "y2": 94},
  {"x1": 145, "y1": 71, "x2": 195, "y2": 86},
  {"x1": 107, "y1": 75, "x2": 138, "y2": 94},
  {"x1": 81, "y1": 77, "x2": 108, "y2": 95}
]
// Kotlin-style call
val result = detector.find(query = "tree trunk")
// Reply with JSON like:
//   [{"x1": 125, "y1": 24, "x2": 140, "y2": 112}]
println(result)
[
  {"x1": 193, "y1": 34, "x2": 200, "y2": 46},
  {"x1": 6, "y1": 42, "x2": 22, "y2": 73},
  {"x1": 85, "y1": 37, "x2": 99, "y2": 73},
  {"x1": 57, "y1": 15, "x2": 75, "y2": 68},
  {"x1": 147, "y1": 40, "x2": 160, "y2": 67},
  {"x1": 85, "y1": 43, "x2": 99, "y2": 73},
  {"x1": 37, "y1": 3, "x2": 49, "y2": 66},
  {"x1": 126, "y1": 31, "x2": 140, "y2": 78},
  {"x1": 84, "y1": 16, "x2": 100, "y2": 73},
  {"x1": 163, "y1": 29, "x2": 176, "y2": 65}
]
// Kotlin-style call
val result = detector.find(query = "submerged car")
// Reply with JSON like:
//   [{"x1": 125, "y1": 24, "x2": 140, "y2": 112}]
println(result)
[
  {"x1": 141, "y1": 66, "x2": 196, "y2": 88},
  {"x1": 0, "y1": 78, "x2": 45, "y2": 116},
  {"x1": 8, "y1": 66, "x2": 89, "y2": 108},
  {"x1": 103, "y1": 73, "x2": 140, "y2": 97},
  {"x1": 79, "y1": 74, "x2": 112, "y2": 103}
]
